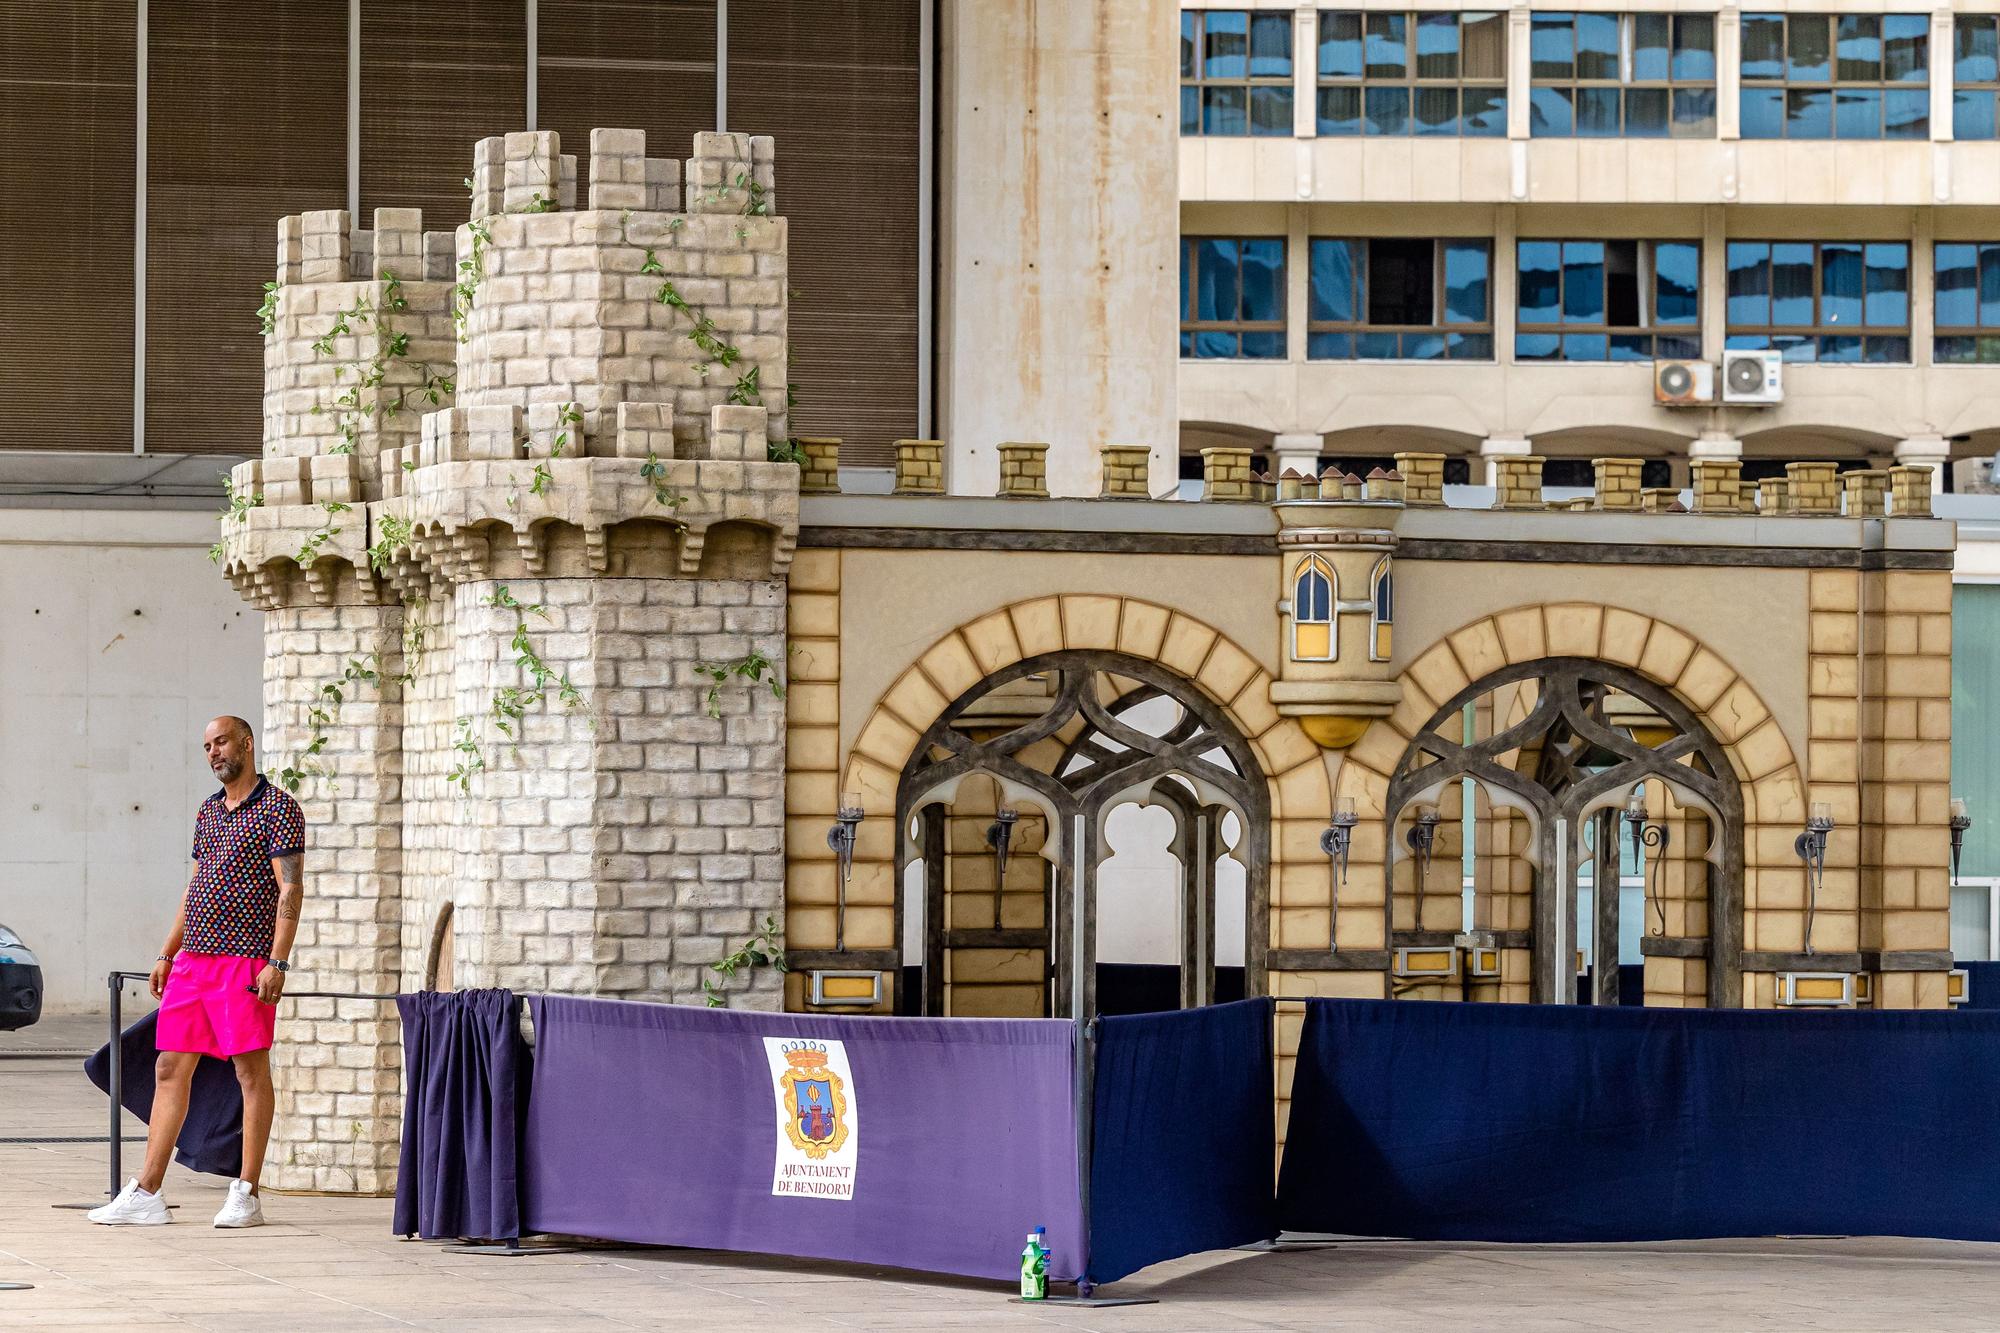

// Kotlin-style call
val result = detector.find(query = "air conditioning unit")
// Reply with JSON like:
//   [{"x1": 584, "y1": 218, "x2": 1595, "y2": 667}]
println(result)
[
  {"x1": 1653, "y1": 359, "x2": 1714, "y2": 406},
  {"x1": 1721, "y1": 349, "x2": 1784, "y2": 405}
]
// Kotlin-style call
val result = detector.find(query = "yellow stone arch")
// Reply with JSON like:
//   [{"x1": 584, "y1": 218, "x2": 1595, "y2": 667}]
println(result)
[
  {"x1": 809, "y1": 594, "x2": 1331, "y2": 962},
  {"x1": 1329, "y1": 601, "x2": 1815, "y2": 970}
]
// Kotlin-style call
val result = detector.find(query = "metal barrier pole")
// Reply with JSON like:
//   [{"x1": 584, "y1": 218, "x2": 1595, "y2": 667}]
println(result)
[{"x1": 107, "y1": 971, "x2": 123, "y2": 1197}]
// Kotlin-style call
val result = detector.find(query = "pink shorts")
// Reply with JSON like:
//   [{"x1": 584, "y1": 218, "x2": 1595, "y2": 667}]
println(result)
[{"x1": 156, "y1": 952, "x2": 277, "y2": 1059}]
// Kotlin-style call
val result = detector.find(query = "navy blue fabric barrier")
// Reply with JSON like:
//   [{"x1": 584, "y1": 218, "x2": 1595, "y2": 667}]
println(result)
[
  {"x1": 1087, "y1": 998, "x2": 1276, "y2": 1283},
  {"x1": 84, "y1": 1009, "x2": 242, "y2": 1177},
  {"x1": 393, "y1": 988, "x2": 528, "y2": 1241},
  {"x1": 1963, "y1": 961, "x2": 2000, "y2": 1009},
  {"x1": 1277, "y1": 998, "x2": 2000, "y2": 1243}
]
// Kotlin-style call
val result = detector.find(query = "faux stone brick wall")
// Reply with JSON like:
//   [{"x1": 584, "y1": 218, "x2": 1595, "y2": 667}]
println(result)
[
  {"x1": 262, "y1": 245, "x2": 455, "y2": 497},
  {"x1": 261, "y1": 600, "x2": 406, "y2": 1194},
  {"x1": 446, "y1": 575, "x2": 787, "y2": 1007},
  {"x1": 398, "y1": 593, "x2": 459, "y2": 994},
  {"x1": 456, "y1": 206, "x2": 788, "y2": 459}
]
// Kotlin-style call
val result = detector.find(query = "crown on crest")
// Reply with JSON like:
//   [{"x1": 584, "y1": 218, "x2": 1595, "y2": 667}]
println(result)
[{"x1": 781, "y1": 1039, "x2": 829, "y2": 1070}]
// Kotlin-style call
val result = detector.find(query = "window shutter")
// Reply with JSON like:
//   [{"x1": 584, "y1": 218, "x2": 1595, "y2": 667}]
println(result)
[
  {"x1": 0, "y1": 1, "x2": 136, "y2": 452},
  {"x1": 146, "y1": 1, "x2": 347, "y2": 456},
  {"x1": 728, "y1": 1, "x2": 922, "y2": 467}
]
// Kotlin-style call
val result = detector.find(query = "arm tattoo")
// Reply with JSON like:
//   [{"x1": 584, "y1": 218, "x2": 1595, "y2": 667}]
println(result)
[{"x1": 276, "y1": 853, "x2": 304, "y2": 920}]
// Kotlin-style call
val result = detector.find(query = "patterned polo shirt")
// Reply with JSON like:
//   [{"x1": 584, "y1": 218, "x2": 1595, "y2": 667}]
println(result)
[{"x1": 183, "y1": 776, "x2": 305, "y2": 959}]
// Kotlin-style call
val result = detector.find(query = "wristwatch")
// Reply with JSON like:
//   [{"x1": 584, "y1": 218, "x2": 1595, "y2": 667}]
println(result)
[{"x1": 267, "y1": 959, "x2": 290, "y2": 973}]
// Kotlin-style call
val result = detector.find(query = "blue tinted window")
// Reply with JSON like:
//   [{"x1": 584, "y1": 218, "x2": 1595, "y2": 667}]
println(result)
[
  {"x1": 1531, "y1": 13, "x2": 1573, "y2": 80},
  {"x1": 1864, "y1": 243, "x2": 1909, "y2": 327},
  {"x1": 1463, "y1": 88, "x2": 1506, "y2": 135},
  {"x1": 1655, "y1": 243, "x2": 1700, "y2": 324},
  {"x1": 1883, "y1": 15, "x2": 1928, "y2": 82},
  {"x1": 1516, "y1": 239, "x2": 1699, "y2": 358},
  {"x1": 1937, "y1": 244, "x2": 1979, "y2": 328},
  {"x1": 1182, "y1": 237, "x2": 1286, "y2": 359},
  {"x1": 1308, "y1": 240, "x2": 1357, "y2": 323},
  {"x1": 1574, "y1": 13, "x2": 1619, "y2": 80},
  {"x1": 1186, "y1": 12, "x2": 1293, "y2": 137},
  {"x1": 1204, "y1": 87, "x2": 1247, "y2": 136},
  {"x1": 1240, "y1": 240, "x2": 1285, "y2": 322},
  {"x1": 1530, "y1": 12, "x2": 1716, "y2": 139},
  {"x1": 1310, "y1": 238, "x2": 1494, "y2": 359},
  {"x1": 1820, "y1": 243, "x2": 1863, "y2": 328},
  {"x1": 1562, "y1": 241, "x2": 1605, "y2": 324},
  {"x1": 1984, "y1": 247, "x2": 2000, "y2": 326},
  {"x1": 1443, "y1": 242, "x2": 1490, "y2": 325},
  {"x1": 1727, "y1": 243, "x2": 1772, "y2": 326},
  {"x1": 1884, "y1": 88, "x2": 1929, "y2": 138},
  {"x1": 1530, "y1": 86, "x2": 1574, "y2": 137},
  {"x1": 1248, "y1": 13, "x2": 1292, "y2": 77},
  {"x1": 1741, "y1": 15, "x2": 1785, "y2": 80},
  {"x1": 1365, "y1": 14, "x2": 1407, "y2": 78},
  {"x1": 1730, "y1": 240, "x2": 1912, "y2": 361},
  {"x1": 1787, "y1": 88, "x2": 1832, "y2": 138},
  {"x1": 1518, "y1": 241, "x2": 1562, "y2": 323},
  {"x1": 1325, "y1": 11, "x2": 1507, "y2": 137},
  {"x1": 1205, "y1": 12, "x2": 1248, "y2": 78},
  {"x1": 1743, "y1": 13, "x2": 1930, "y2": 139},
  {"x1": 1959, "y1": 17, "x2": 2000, "y2": 85},
  {"x1": 1319, "y1": 11, "x2": 1362, "y2": 79},
  {"x1": 1957, "y1": 89, "x2": 1998, "y2": 141},
  {"x1": 1674, "y1": 16, "x2": 1715, "y2": 81},
  {"x1": 1740, "y1": 87, "x2": 1785, "y2": 138},
  {"x1": 1194, "y1": 240, "x2": 1239, "y2": 322},
  {"x1": 1771, "y1": 243, "x2": 1816, "y2": 325}
]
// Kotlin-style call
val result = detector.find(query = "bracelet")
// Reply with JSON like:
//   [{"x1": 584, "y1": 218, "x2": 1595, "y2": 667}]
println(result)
[{"x1": 156, "y1": 954, "x2": 172, "y2": 963}]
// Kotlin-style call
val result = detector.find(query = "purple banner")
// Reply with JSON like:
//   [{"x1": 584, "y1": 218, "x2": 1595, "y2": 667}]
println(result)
[{"x1": 522, "y1": 996, "x2": 1085, "y2": 1282}]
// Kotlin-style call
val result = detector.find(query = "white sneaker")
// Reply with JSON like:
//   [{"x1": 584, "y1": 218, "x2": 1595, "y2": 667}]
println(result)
[
  {"x1": 86, "y1": 1178, "x2": 170, "y2": 1226},
  {"x1": 213, "y1": 1179, "x2": 264, "y2": 1229}
]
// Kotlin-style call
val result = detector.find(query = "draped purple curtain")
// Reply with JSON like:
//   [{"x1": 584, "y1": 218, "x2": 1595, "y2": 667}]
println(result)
[{"x1": 393, "y1": 988, "x2": 527, "y2": 1241}]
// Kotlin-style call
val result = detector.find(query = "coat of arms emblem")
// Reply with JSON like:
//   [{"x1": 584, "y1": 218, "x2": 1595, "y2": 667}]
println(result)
[{"x1": 776, "y1": 1039, "x2": 849, "y2": 1159}]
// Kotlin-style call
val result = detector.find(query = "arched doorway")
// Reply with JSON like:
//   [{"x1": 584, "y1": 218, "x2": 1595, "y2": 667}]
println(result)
[
  {"x1": 1387, "y1": 657, "x2": 1743, "y2": 1007},
  {"x1": 895, "y1": 651, "x2": 1269, "y2": 1019}
]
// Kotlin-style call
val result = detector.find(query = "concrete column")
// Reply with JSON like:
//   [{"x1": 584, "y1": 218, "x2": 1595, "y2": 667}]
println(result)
[
  {"x1": 1480, "y1": 434, "x2": 1532, "y2": 487},
  {"x1": 1911, "y1": 209, "x2": 1935, "y2": 368},
  {"x1": 1700, "y1": 205, "x2": 1728, "y2": 362},
  {"x1": 1691, "y1": 430, "x2": 1743, "y2": 461},
  {"x1": 1493, "y1": 206, "x2": 1519, "y2": 366},
  {"x1": 1933, "y1": 9, "x2": 1955, "y2": 143},
  {"x1": 1274, "y1": 431, "x2": 1323, "y2": 478},
  {"x1": 1293, "y1": 6, "x2": 1318, "y2": 140},
  {"x1": 1506, "y1": 6, "x2": 1531, "y2": 140},
  {"x1": 1896, "y1": 436, "x2": 1951, "y2": 493},
  {"x1": 937, "y1": 0, "x2": 1177, "y2": 498},
  {"x1": 1717, "y1": 8, "x2": 1742, "y2": 141}
]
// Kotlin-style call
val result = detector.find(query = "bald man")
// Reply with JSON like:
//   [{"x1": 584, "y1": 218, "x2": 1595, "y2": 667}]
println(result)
[{"x1": 89, "y1": 716, "x2": 306, "y2": 1229}]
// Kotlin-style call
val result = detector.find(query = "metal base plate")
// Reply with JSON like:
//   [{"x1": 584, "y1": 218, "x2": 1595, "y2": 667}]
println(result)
[
  {"x1": 52, "y1": 1202, "x2": 178, "y2": 1211},
  {"x1": 1013, "y1": 1296, "x2": 1158, "y2": 1307},
  {"x1": 440, "y1": 1242, "x2": 582, "y2": 1256},
  {"x1": 0, "y1": 1282, "x2": 35, "y2": 1291}
]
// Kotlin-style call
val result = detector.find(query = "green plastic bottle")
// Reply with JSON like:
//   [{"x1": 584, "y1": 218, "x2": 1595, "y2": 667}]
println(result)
[{"x1": 1019, "y1": 1226, "x2": 1048, "y2": 1300}]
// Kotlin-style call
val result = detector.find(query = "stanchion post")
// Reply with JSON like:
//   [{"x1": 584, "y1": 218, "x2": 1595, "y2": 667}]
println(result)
[{"x1": 107, "y1": 971, "x2": 123, "y2": 1198}]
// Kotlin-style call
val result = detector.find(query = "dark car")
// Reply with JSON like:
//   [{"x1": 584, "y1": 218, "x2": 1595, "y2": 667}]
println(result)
[{"x1": 0, "y1": 923, "x2": 43, "y2": 1031}]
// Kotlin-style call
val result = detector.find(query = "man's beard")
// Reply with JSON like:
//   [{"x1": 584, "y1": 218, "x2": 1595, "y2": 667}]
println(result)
[{"x1": 213, "y1": 757, "x2": 243, "y2": 783}]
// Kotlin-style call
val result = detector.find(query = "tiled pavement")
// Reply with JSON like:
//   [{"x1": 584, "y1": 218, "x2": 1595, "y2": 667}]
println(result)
[{"x1": 6, "y1": 1016, "x2": 2000, "y2": 1330}]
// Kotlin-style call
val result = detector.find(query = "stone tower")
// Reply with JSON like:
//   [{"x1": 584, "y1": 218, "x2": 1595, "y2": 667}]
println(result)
[{"x1": 216, "y1": 128, "x2": 798, "y2": 1192}]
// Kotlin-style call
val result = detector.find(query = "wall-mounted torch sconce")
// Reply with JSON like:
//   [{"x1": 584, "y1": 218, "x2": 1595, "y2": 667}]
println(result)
[
  {"x1": 1621, "y1": 787, "x2": 1670, "y2": 936},
  {"x1": 1319, "y1": 796, "x2": 1359, "y2": 950},
  {"x1": 1951, "y1": 797, "x2": 1972, "y2": 884},
  {"x1": 827, "y1": 790, "x2": 862, "y2": 951},
  {"x1": 985, "y1": 804, "x2": 1018, "y2": 926},
  {"x1": 1406, "y1": 804, "x2": 1440, "y2": 923},
  {"x1": 1794, "y1": 801, "x2": 1834, "y2": 955}
]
